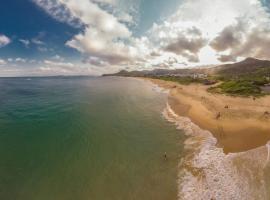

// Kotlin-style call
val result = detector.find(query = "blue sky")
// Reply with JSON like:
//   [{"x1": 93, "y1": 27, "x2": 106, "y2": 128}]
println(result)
[
  {"x1": 0, "y1": 0, "x2": 82, "y2": 60},
  {"x1": 0, "y1": 0, "x2": 270, "y2": 76},
  {"x1": 0, "y1": 0, "x2": 180, "y2": 59}
]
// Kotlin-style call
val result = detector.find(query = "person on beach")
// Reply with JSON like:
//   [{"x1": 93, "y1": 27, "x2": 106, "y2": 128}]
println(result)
[{"x1": 216, "y1": 112, "x2": 221, "y2": 119}]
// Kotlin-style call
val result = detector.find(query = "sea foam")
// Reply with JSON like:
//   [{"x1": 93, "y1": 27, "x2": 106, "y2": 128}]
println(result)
[{"x1": 163, "y1": 103, "x2": 269, "y2": 200}]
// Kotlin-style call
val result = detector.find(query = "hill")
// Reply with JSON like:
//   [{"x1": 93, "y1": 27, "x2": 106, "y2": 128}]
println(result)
[
  {"x1": 103, "y1": 58, "x2": 270, "y2": 96},
  {"x1": 213, "y1": 57, "x2": 270, "y2": 78},
  {"x1": 104, "y1": 57, "x2": 270, "y2": 79}
]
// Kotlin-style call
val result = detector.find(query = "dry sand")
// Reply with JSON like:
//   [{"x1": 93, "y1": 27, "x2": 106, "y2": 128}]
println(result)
[{"x1": 148, "y1": 78, "x2": 270, "y2": 153}]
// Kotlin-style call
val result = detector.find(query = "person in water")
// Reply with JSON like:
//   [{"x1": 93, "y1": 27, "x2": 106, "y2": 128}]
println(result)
[{"x1": 164, "y1": 152, "x2": 167, "y2": 160}]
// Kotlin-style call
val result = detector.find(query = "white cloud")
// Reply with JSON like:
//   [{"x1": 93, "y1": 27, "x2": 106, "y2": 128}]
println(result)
[
  {"x1": 163, "y1": 27, "x2": 207, "y2": 62},
  {"x1": 32, "y1": 0, "x2": 82, "y2": 27},
  {"x1": 142, "y1": 0, "x2": 270, "y2": 65},
  {"x1": 210, "y1": 16, "x2": 270, "y2": 61},
  {"x1": 19, "y1": 35, "x2": 45, "y2": 49},
  {"x1": 33, "y1": 0, "x2": 140, "y2": 66},
  {"x1": 32, "y1": 38, "x2": 45, "y2": 45},
  {"x1": 0, "y1": 59, "x2": 7, "y2": 65},
  {"x1": 44, "y1": 59, "x2": 74, "y2": 67},
  {"x1": 61, "y1": 0, "x2": 136, "y2": 64},
  {"x1": 52, "y1": 54, "x2": 64, "y2": 61},
  {"x1": 19, "y1": 39, "x2": 30, "y2": 48},
  {"x1": 38, "y1": 59, "x2": 104, "y2": 76},
  {"x1": 0, "y1": 35, "x2": 11, "y2": 48},
  {"x1": 92, "y1": 0, "x2": 116, "y2": 6},
  {"x1": 15, "y1": 58, "x2": 27, "y2": 63},
  {"x1": 37, "y1": 47, "x2": 48, "y2": 52},
  {"x1": 30, "y1": 0, "x2": 270, "y2": 74}
]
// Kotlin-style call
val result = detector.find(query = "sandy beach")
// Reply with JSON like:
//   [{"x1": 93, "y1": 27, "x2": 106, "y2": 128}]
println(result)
[{"x1": 148, "y1": 78, "x2": 270, "y2": 153}]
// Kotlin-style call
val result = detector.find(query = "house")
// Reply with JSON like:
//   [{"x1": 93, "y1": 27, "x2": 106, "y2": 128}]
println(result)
[{"x1": 192, "y1": 74, "x2": 208, "y2": 79}]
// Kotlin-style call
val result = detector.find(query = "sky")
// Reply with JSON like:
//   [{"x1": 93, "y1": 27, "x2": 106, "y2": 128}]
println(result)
[{"x1": 1, "y1": 0, "x2": 270, "y2": 76}]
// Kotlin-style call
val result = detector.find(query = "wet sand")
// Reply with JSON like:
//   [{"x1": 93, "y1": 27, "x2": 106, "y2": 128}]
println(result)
[{"x1": 147, "y1": 78, "x2": 270, "y2": 153}]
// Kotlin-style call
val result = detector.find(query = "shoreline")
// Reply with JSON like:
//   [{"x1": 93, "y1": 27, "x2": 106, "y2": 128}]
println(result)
[
  {"x1": 146, "y1": 78, "x2": 270, "y2": 153},
  {"x1": 162, "y1": 102, "x2": 269, "y2": 200}
]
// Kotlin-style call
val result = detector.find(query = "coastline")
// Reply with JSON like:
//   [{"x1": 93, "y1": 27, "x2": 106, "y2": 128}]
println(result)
[
  {"x1": 143, "y1": 77, "x2": 270, "y2": 199},
  {"x1": 147, "y1": 78, "x2": 270, "y2": 153},
  {"x1": 163, "y1": 103, "x2": 269, "y2": 200}
]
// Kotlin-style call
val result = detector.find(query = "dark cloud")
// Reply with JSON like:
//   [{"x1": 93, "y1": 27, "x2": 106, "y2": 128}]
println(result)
[
  {"x1": 187, "y1": 26, "x2": 203, "y2": 36},
  {"x1": 165, "y1": 35, "x2": 206, "y2": 54},
  {"x1": 233, "y1": 29, "x2": 270, "y2": 59},
  {"x1": 210, "y1": 22, "x2": 244, "y2": 52},
  {"x1": 217, "y1": 54, "x2": 236, "y2": 62},
  {"x1": 185, "y1": 53, "x2": 200, "y2": 63},
  {"x1": 150, "y1": 51, "x2": 161, "y2": 57},
  {"x1": 210, "y1": 20, "x2": 270, "y2": 62},
  {"x1": 166, "y1": 57, "x2": 178, "y2": 65},
  {"x1": 164, "y1": 35, "x2": 206, "y2": 62}
]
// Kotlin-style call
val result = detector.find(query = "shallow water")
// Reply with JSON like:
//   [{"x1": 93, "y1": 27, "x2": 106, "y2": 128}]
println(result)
[
  {"x1": 0, "y1": 77, "x2": 184, "y2": 200},
  {"x1": 163, "y1": 104, "x2": 270, "y2": 200}
]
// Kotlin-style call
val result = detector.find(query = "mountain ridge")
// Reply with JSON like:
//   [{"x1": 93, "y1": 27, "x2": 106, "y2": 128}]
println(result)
[{"x1": 103, "y1": 57, "x2": 270, "y2": 77}]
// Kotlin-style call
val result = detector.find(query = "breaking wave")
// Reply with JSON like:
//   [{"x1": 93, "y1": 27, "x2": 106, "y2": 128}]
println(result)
[{"x1": 163, "y1": 103, "x2": 270, "y2": 200}]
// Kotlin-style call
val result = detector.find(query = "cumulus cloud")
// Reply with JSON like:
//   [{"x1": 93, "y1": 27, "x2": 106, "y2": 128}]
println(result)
[
  {"x1": 211, "y1": 19, "x2": 270, "y2": 61},
  {"x1": 92, "y1": 0, "x2": 116, "y2": 5},
  {"x1": 164, "y1": 33, "x2": 207, "y2": 62},
  {"x1": 15, "y1": 58, "x2": 27, "y2": 63},
  {"x1": 38, "y1": 59, "x2": 106, "y2": 76},
  {"x1": 29, "y1": 0, "x2": 270, "y2": 74},
  {"x1": 63, "y1": 0, "x2": 137, "y2": 64},
  {"x1": 66, "y1": 27, "x2": 134, "y2": 65},
  {"x1": 210, "y1": 22, "x2": 244, "y2": 52},
  {"x1": 144, "y1": 0, "x2": 270, "y2": 65},
  {"x1": 82, "y1": 56, "x2": 109, "y2": 67},
  {"x1": 44, "y1": 59, "x2": 74, "y2": 67},
  {"x1": 32, "y1": 0, "x2": 82, "y2": 27},
  {"x1": 217, "y1": 54, "x2": 237, "y2": 62},
  {"x1": 33, "y1": 0, "x2": 139, "y2": 65},
  {"x1": 0, "y1": 59, "x2": 7, "y2": 65},
  {"x1": 0, "y1": 35, "x2": 11, "y2": 48}
]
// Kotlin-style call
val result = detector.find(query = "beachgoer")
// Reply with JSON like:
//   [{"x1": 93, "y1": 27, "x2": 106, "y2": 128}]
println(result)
[
  {"x1": 164, "y1": 152, "x2": 167, "y2": 160},
  {"x1": 216, "y1": 112, "x2": 221, "y2": 119}
]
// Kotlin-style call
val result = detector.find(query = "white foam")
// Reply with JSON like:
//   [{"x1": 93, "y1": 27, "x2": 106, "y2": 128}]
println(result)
[
  {"x1": 142, "y1": 78, "x2": 170, "y2": 94},
  {"x1": 152, "y1": 85, "x2": 169, "y2": 94},
  {"x1": 163, "y1": 103, "x2": 269, "y2": 200}
]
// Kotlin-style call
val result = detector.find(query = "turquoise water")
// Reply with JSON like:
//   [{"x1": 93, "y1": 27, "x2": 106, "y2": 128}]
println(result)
[{"x1": 0, "y1": 77, "x2": 184, "y2": 200}]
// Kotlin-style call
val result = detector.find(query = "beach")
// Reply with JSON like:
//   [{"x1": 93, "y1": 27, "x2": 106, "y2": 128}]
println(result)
[
  {"x1": 145, "y1": 78, "x2": 270, "y2": 199},
  {"x1": 148, "y1": 78, "x2": 270, "y2": 153}
]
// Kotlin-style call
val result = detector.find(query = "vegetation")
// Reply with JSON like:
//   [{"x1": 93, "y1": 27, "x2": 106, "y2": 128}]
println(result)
[
  {"x1": 208, "y1": 80, "x2": 262, "y2": 96},
  {"x1": 209, "y1": 67, "x2": 270, "y2": 96},
  {"x1": 105, "y1": 57, "x2": 270, "y2": 97},
  {"x1": 154, "y1": 72, "x2": 270, "y2": 97},
  {"x1": 151, "y1": 76, "x2": 206, "y2": 85}
]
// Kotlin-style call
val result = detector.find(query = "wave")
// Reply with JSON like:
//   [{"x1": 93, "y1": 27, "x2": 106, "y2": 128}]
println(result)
[
  {"x1": 163, "y1": 103, "x2": 270, "y2": 200},
  {"x1": 151, "y1": 85, "x2": 169, "y2": 94}
]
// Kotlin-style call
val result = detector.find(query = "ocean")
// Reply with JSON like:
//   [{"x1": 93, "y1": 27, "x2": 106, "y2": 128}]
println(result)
[
  {"x1": 0, "y1": 77, "x2": 184, "y2": 200},
  {"x1": 1, "y1": 76, "x2": 269, "y2": 200}
]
